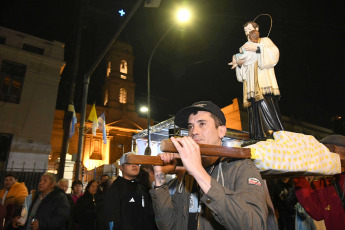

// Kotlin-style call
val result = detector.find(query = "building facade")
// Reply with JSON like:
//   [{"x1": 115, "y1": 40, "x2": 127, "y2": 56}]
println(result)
[
  {"x1": 50, "y1": 41, "x2": 149, "y2": 173},
  {"x1": 0, "y1": 26, "x2": 65, "y2": 172}
]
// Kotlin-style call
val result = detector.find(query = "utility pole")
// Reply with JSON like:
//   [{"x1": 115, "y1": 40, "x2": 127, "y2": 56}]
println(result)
[
  {"x1": 57, "y1": 0, "x2": 84, "y2": 180},
  {"x1": 74, "y1": 0, "x2": 144, "y2": 180}
]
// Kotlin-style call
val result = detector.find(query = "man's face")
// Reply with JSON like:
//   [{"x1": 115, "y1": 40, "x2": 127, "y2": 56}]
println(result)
[
  {"x1": 4, "y1": 176, "x2": 17, "y2": 189},
  {"x1": 188, "y1": 111, "x2": 226, "y2": 146},
  {"x1": 244, "y1": 23, "x2": 258, "y2": 37},
  {"x1": 101, "y1": 175, "x2": 109, "y2": 183},
  {"x1": 38, "y1": 176, "x2": 55, "y2": 194},
  {"x1": 120, "y1": 163, "x2": 140, "y2": 180}
]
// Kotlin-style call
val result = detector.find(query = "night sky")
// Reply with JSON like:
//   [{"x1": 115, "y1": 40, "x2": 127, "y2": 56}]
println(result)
[{"x1": 1, "y1": 0, "x2": 345, "y2": 131}]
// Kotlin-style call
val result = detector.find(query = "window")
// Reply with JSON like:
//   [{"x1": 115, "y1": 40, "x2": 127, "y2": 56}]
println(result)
[
  {"x1": 119, "y1": 88, "x2": 127, "y2": 104},
  {"x1": 22, "y1": 43, "x2": 44, "y2": 55},
  {"x1": 106, "y1": 61, "x2": 111, "y2": 77},
  {"x1": 104, "y1": 90, "x2": 108, "y2": 106},
  {"x1": 0, "y1": 133, "x2": 12, "y2": 171},
  {"x1": 0, "y1": 60, "x2": 27, "y2": 103},
  {"x1": 120, "y1": 60, "x2": 127, "y2": 79},
  {"x1": 90, "y1": 139, "x2": 102, "y2": 160}
]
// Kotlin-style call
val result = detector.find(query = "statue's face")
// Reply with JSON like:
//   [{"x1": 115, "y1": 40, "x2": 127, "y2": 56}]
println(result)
[{"x1": 244, "y1": 23, "x2": 258, "y2": 37}]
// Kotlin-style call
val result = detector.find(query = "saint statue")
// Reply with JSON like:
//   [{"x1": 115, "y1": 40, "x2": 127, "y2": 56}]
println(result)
[{"x1": 229, "y1": 21, "x2": 284, "y2": 140}]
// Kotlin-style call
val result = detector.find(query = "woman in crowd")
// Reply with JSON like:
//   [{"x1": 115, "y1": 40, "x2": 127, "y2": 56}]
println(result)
[
  {"x1": 71, "y1": 180, "x2": 83, "y2": 205},
  {"x1": 75, "y1": 180, "x2": 105, "y2": 230}
]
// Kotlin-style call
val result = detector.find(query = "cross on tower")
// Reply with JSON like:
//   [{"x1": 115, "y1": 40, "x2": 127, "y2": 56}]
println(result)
[{"x1": 118, "y1": 9, "x2": 125, "y2": 17}]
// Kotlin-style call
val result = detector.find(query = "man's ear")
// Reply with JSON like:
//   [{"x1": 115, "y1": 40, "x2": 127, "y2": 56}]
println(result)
[
  {"x1": 119, "y1": 165, "x2": 123, "y2": 171},
  {"x1": 218, "y1": 125, "x2": 227, "y2": 139}
]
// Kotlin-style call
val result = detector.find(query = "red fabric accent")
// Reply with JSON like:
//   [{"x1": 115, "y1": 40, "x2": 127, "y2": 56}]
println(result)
[
  {"x1": 295, "y1": 177, "x2": 323, "y2": 220},
  {"x1": 295, "y1": 175, "x2": 345, "y2": 230}
]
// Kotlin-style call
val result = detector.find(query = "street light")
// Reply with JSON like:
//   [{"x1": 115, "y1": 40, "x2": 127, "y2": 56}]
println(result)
[
  {"x1": 176, "y1": 8, "x2": 191, "y2": 23},
  {"x1": 145, "y1": 8, "x2": 191, "y2": 155},
  {"x1": 140, "y1": 106, "x2": 148, "y2": 113}
]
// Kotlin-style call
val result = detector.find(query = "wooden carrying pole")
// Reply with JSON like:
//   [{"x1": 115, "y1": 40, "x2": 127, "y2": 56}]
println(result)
[
  {"x1": 125, "y1": 140, "x2": 345, "y2": 168},
  {"x1": 126, "y1": 139, "x2": 252, "y2": 166}
]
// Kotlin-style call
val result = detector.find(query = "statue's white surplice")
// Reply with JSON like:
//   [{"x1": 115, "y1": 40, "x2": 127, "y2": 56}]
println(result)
[{"x1": 235, "y1": 37, "x2": 280, "y2": 107}]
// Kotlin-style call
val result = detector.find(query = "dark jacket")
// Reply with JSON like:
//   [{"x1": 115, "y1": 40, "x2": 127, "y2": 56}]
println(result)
[
  {"x1": 75, "y1": 191, "x2": 105, "y2": 230},
  {"x1": 65, "y1": 194, "x2": 76, "y2": 230},
  {"x1": 26, "y1": 186, "x2": 70, "y2": 230},
  {"x1": 269, "y1": 179, "x2": 297, "y2": 230},
  {"x1": 104, "y1": 176, "x2": 157, "y2": 230}
]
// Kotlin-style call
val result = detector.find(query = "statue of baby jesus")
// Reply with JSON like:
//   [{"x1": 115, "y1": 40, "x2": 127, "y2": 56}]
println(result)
[{"x1": 229, "y1": 30, "x2": 260, "y2": 69}]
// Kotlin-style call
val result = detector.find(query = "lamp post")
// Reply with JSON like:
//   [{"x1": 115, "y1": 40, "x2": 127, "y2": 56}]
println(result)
[
  {"x1": 145, "y1": 8, "x2": 191, "y2": 155},
  {"x1": 74, "y1": 0, "x2": 143, "y2": 180}
]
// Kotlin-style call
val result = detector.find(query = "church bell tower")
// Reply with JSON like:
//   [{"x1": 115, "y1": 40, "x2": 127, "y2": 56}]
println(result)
[{"x1": 104, "y1": 41, "x2": 136, "y2": 122}]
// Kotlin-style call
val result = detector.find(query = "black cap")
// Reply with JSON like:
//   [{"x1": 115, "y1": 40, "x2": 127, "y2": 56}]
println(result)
[{"x1": 174, "y1": 101, "x2": 226, "y2": 128}]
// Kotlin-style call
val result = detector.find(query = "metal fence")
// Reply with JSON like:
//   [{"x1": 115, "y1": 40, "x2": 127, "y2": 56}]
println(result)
[
  {"x1": 6, "y1": 160, "x2": 47, "y2": 173},
  {"x1": 0, "y1": 163, "x2": 118, "y2": 192},
  {"x1": 82, "y1": 165, "x2": 117, "y2": 183}
]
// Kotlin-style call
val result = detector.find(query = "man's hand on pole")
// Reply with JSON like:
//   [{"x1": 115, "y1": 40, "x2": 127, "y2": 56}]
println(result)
[
  {"x1": 171, "y1": 136, "x2": 212, "y2": 193},
  {"x1": 153, "y1": 152, "x2": 177, "y2": 186}
]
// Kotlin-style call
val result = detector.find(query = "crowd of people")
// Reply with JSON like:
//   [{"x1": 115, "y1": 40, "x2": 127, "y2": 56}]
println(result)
[
  {"x1": 0, "y1": 168, "x2": 155, "y2": 230},
  {"x1": 0, "y1": 100, "x2": 344, "y2": 230}
]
